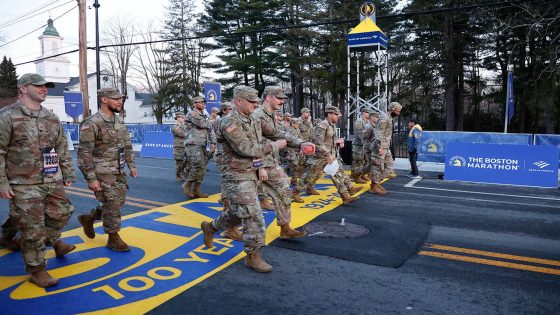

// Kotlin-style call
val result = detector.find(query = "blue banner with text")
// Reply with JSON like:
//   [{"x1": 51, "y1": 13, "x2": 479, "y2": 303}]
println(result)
[
  {"x1": 418, "y1": 131, "x2": 533, "y2": 163},
  {"x1": 203, "y1": 82, "x2": 221, "y2": 113},
  {"x1": 139, "y1": 132, "x2": 174, "y2": 159},
  {"x1": 445, "y1": 143, "x2": 558, "y2": 188}
]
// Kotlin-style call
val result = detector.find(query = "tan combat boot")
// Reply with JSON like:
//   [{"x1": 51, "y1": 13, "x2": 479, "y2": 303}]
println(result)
[
  {"x1": 182, "y1": 181, "x2": 195, "y2": 198},
  {"x1": 388, "y1": 171, "x2": 397, "y2": 179},
  {"x1": 348, "y1": 186, "x2": 361, "y2": 196},
  {"x1": 305, "y1": 186, "x2": 320, "y2": 195},
  {"x1": 78, "y1": 214, "x2": 96, "y2": 239},
  {"x1": 360, "y1": 174, "x2": 370, "y2": 182},
  {"x1": 0, "y1": 236, "x2": 21, "y2": 251},
  {"x1": 341, "y1": 192, "x2": 359, "y2": 205},
  {"x1": 29, "y1": 268, "x2": 59, "y2": 287},
  {"x1": 260, "y1": 199, "x2": 275, "y2": 210},
  {"x1": 193, "y1": 183, "x2": 209, "y2": 198},
  {"x1": 369, "y1": 183, "x2": 386, "y2": 195},
  {"x1": 53, "y1": 240, "x2": 76, "y2": 258},
  {"x1": 106, "y1": 233, "x2": 130, "y2": 252},
  {"x1": 292, "y1": 189, "x2": 304, "y2": 203},
  {"x1": 201, "y1": 221, "x2": 217, "y2": 248},
  {"x1": 223, "y1": 228, "x2": 243, "y2": 241},
  {"x1": 351, "y1": 173, "x2": 367, "y2": 184},
  {"x1": 280, "y1": 224, "x2": 306, "y2": 239},
  {"x1": 244, "y1": 252, "x2": 273, "y2": 273}
]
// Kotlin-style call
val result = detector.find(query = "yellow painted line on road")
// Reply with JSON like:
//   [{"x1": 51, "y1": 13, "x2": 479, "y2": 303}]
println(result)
[
  {"x1": 65, "y1": 190, "x2": 154, "y2": 210},
  {"x1": 419, "y1": 251, "x2": 560, "y2": 276},
  {"x1": 66, "y1": 186, "x2": 168, "y2": 207},
  {"x1": 424, "y1": 243, "x2": 560, "y2": 267}
]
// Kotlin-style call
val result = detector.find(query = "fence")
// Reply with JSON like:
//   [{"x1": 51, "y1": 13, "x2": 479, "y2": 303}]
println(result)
[{"x1": 63, "y1": 124, "x2": 172, "y2": 144}]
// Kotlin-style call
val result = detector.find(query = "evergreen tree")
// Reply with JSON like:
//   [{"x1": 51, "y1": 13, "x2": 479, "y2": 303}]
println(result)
[{"x1": 0, "y1": 56, "x2": 17, "y2": 98}]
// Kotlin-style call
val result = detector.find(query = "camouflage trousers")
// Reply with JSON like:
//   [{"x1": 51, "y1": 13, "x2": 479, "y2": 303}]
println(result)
[
  {"x1": 297, "y1": 157, "x2": 352, "y2": 194},
  {"x1": 9, "y1": 182, "x2": 73, "y2": 273},
  {"x1": 175, "y1": 158, "x2": 187, "y2": 178},
  {"x1": 351, "y1": 145, "x2": 365, "y2": 175},
  {"x1": 212, "y1": 180, "x2": 265, "y2": 254},
  {"x1": 185, "y1": 145, "x2": 208, "y2": 183},
  {"x1": 371, "y1": 149, "x2": 394, "y2": 183},
  {"x1": 360, "y1": 150, "x2": 373, "y2": 176},
  {"x1": 1, "y1": 215, "x2": 18, "y2": 240},
  {"x1": 287, "y1": 152, "x2": 305, "y2": 184},
  {"x1": 90, "y1": 174, "x2": 128, "y2": 234},
  {"x1": 260, "y1": 165, "x2": 292, "y2": 226}
]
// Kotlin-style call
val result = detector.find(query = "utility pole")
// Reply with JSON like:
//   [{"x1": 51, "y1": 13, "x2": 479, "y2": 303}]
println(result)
[
  {"x1": 93, "y1": 0, "x2": 101, "y2": 92},
  {"x1": 77, "y1": 0, "x2": 90, "y2": 118}
]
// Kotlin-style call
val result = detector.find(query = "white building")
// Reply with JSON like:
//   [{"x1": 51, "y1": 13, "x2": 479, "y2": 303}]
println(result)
[{"x1": 34, "y1": 19, "x2": 166, "y2": 124}]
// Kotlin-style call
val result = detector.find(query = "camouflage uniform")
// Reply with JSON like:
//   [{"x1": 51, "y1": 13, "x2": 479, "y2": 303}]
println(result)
[
  {"x1": 211, "y1": 91, "x2": 273, "y2": 254},
  {"x1": 252, "y1": 92, "x2": 303, "y2": 227},
  {"x1": 78, "y1": 105, "x2": 135, "y2": 234},
  {"x1": 371, "y1": 113, "x2": 394, "y2": 183},
  {"x1": 184, "y1": 103, "x2": 215, "y2": 184},
  {"x1": 296, "y1": 109, "x2": 353, "y2": 195},
  {"x1": 285, "y1": 120, "x2": 305, "y2": 185},
  {"x1": 171, "y1": 113, "x2": 187, "y2": 179},
  {"x1": 351, "y1": 115, "x2": 366, "y2": 176},
  {"x1": 299, "y1": 115, "x2": 314, "y2": 143},
  {"x1": 0, "y1": 100, "x2": 76, "y2": 272},
  {"x1": 361, "y1": 122, "x2": 375, "y2": 176}
]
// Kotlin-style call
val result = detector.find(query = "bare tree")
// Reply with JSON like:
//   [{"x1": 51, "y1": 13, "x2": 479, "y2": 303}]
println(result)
[{"x1": 101, "y1": 16, "x2": 137, "y2": 96}]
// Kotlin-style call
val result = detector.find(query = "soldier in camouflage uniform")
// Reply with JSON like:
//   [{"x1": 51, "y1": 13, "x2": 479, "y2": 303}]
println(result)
[
  {"x1": 360, "y1": 110, "x2": 379, "y2": 182},
  {"x1": 285, "y1": 118, "x2": 305, "y2": 188},
  {"x1": 201, "y1": 85, "x2": 288, "y2": 273},
  {"x1": 252, "y1": 86, "x2": 315, "y2": 238},
  {"x1": 0, "y1": 216, "x2": 20, "y2": 251},
  {"x1": 181, "y1": 96, "x2": 216, "y2": 199},
  {"x1": 77, "y1": 87, "x2": 138, "y2": 252},
  {"x1": 0, "y1": 73, "x2": 77, "y2": 287},
  {"x1": 370, "y1": 102, "x2": 402, "y2": 194},
  {"x1": 351, "y1": 108, "x2": 370, "y2": 184},
  {"x1": 293, "y1": 106, "x2": 361, "y2": 205},
  {"x1": 298, "y1": 107, "x2": 313, "y2": 143},
  {"x1": 171, "y1": 112, "x2": 187, "y2": 181}
]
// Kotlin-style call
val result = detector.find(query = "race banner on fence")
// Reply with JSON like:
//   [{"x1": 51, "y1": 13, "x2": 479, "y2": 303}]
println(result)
[
  {"x1": 445, "y1": 143, "x2": 559, "y2": 188},
  {"x1": 140, "y1": 132, "x2": 174, "y2": 159},
  {"x1": 418, "y1": 131, "x2": 533, "y2": 163}
]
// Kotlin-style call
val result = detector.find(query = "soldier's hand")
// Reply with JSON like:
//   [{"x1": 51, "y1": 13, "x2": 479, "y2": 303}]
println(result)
[
  {"x1": 379, "y1": 148, "x2": 386, "y2": 156},
  {"x1": 338, "y1": 139, "x2": 345, "y2": 149},
  {"x1": 327, "y1": 154, "x2": 336, "y2": 164},
  {"x1": 129, "y1": 167, "x2": 138, "y2": 177},
  {"x1": 258, "y1": 168, "x2": 268, "y2": 181},
  {"x1": 300, "y1": 142, "x2": 316, "y2": 156},
  {"x1": 275, "y1": 139, "x2": 288, "y2": 150},
  {"x1": 63, "y1": 182, "x2": 73, "y2": 187},
  {"x1": 0, "y1": 187, "x2": 15, "y2": 199},
  {"x1": 210, "y1": 144, "x2": 216, "y2": 152},
  {"x1": 88, "y1": 180, "x2": 102, "y2": 192}
]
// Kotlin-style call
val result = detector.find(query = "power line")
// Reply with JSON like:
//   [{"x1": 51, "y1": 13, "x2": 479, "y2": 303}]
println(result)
[
  {"x1": 12, "y1": 0, "x2": 542, "y2": 66},
  {"x1": 0, "y1": 0, "x2": 75, "y2": 30},
  {"x1": 0, "y1": 0, "x2": 63, "y2": 28},
  {"x1": 0, "y1": 4, "x2": 77, "y2": 49}
]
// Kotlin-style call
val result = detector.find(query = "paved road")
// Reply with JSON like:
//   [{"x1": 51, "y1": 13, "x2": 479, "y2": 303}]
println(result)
[{"x1": 1, "y1": 154, "x2": 559, "y2": 314}]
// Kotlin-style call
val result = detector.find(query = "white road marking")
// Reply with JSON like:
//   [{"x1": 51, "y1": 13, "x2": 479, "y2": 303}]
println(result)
[
  {"x1": 411, "y1": 186, "x2": 560, "y2": 202},
  {"x1": 404, "y1": 177, "x2": 423, "y2": 187}
]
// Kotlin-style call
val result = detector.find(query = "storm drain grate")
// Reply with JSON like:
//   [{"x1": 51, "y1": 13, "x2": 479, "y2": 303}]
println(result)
[{"x1": 303, "y1": 221, "x2": 369, "y2": 239}]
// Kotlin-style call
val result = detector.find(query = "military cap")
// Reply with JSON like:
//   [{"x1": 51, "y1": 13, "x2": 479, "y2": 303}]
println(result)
[
  {"x1": 275, "y1": 110, "x2": 283, "y2": 116},
  {"x1": 368, "y1": 109, "x2": 379, "y2": 116},
  {"x1": 300, "y1": 107, "x2": 310, "y2": 114},
  {"x1": 175, "y1": 112, "x2": 185, "y2": 118},
  {"x1": 192, "y1": 96, "x2": 206, "y2": 103},
  {"x1": 18, "y1": 73, "x2": 55, "y2": 88},
  {"x1": 220, "y1": 102, "x2": 233, "y2": 111},
  {"x1": 360, "y1": 107, "x2": 369, "y2": 113},
  {"x1": 325, "y1": 106, "x2": 341, "y2": 115},
  {"x1": 97, "y1": 87, "x2": 124, "y2": 99},
  {"x1": 233, "y1": 85, "x2": 260, "y2": 102},
  {"x1": 291, "y1": 117, "x2": 302, "y2": 125},
  {"x1": 211, "y1": 107, "x2": 220, "y2": 113},
  {"x1": 263, "y1": 85, "x2": 288, "y2": 99},
  {"x1": 388, "y1": 102, "x2": 402, "y2": 111},
  {"x1": 285, "y1": 113, "x2": 293, "y2": 118}
]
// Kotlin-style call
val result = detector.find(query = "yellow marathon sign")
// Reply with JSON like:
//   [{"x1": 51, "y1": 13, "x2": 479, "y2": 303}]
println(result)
[{"x1": 0, "y1": 176, "x2": 367, "y2": 314}]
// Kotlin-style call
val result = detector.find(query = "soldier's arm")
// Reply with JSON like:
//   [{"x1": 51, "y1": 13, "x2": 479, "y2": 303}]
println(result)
[
  {"x1": 188, "y1": 112, "x2": 211, "y2": 130},
  {"x1": 54, "y1": 123, "x2": 77, "y2": 183},
  {"x1": 258, "y1": 115, "x2": 303, "y2": 148},
  {"x1": 171, "y1": 125, "x2": 186, "y2": 137},
  {"x1": 0, "y1": 111, "x2": 12, "y2": 191},
  {"x1": 124, "y1": 126, "x2": 136, "y2": 170},
  {"x1": 221, "y1": 121, "x2": 273, "y2": 158},
  {"x1": 314, "y1": 123, "x2": 329, "y2": 155},
  {"x1": 77, "y1": 121, "x2": 98, "y2": 183},
  {"x1": 376, "y1": 119, "x2": 391, "y2": 149}
]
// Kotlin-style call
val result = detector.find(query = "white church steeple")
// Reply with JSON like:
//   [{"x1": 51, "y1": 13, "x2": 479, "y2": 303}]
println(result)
[{"x1": 35, "y1": 18, "x2": 70, "y2": 83}]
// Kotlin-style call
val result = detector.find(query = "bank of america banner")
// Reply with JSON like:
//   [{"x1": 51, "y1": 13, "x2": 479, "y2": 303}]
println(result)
[
  {"x1": 139, "y1": 132, "x2": 174, "y2": 159},
  {"x1": 445, "y1": 143, "x2": 558, "y2": 188}
]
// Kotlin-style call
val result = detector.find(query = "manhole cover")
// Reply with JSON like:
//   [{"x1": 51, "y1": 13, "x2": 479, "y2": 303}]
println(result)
[{"x1": 303, "y1": 221, "x2": 369, "y2": 239}]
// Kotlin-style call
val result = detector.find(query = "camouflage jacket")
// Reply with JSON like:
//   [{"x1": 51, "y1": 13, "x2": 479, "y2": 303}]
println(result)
[
  {"x1": 361, "y1": 122, "x2": 378, "y2": 152},
  {"x1": 219, "y1": 109, "x2": 273, "y2": 181},
  {"x1": 78, "y1": 111, "x2": 135, "y2": 182},
  {"x1": 251, "y1": 106, "x2": 303, "y2": 168},
  {"x1": 0, "y1": 101, "x2": 76, "y2": 188},
  {"x1": 352, "y1": 117, "x2": 366, "y2": 146},
  {"x1": 299, "y1": 119, "x2": 313, "y2": 142},
  {"x1": 285, "y1": 125, "x2": 303, "y2": 161},
  {"x1": 184, "y1": 109, "x2": 216, "y2": 146},
  {"x1": 171, "y1": 123, "x2": 186, "y2": 158},
  {"x1": 313, "y1": 120, "x2": 338, "y2": 160},
  {"x1": 212, "y1": 116, "x2": 224, "y2": 165},
  {"x1": 375, "y1": 114, "x2": 393, "y2": 150}
]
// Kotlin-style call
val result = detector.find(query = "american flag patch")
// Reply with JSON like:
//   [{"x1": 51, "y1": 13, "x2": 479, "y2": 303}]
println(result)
[{"x1": 226, "y1": 124, "x2": 238, "y2": 133}]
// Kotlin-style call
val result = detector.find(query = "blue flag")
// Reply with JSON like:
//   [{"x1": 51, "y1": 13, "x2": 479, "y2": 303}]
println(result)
[
  {"x1": 203, "y1": 82, "x2": 221, "y2": 114},
  {"x1": 64, "y1": 91, "x2": 84, "y2": 119},
  {"x1": 506, "y1": 71, "x2": 514, "y2": 122}
]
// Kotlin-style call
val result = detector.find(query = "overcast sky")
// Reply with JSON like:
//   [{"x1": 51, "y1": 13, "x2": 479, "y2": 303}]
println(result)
[{"x1": 0, "y1": 0, "x2": 203, "y2": 77}]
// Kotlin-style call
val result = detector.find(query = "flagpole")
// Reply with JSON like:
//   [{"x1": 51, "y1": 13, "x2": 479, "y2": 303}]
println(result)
[{"x1": 504, "y1": 69, "x2": 512, "y2": 133}]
